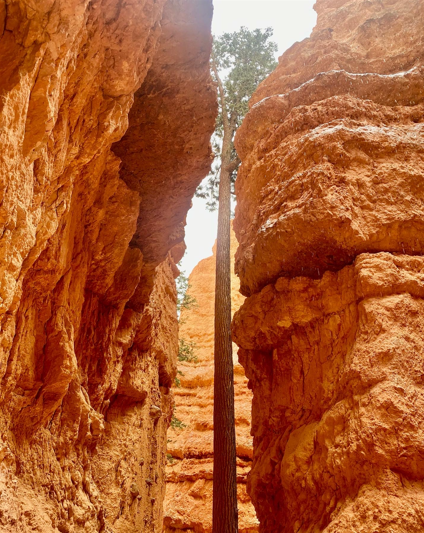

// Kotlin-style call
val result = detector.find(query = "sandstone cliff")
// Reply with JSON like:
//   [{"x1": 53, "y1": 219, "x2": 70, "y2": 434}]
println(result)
[
  {"x1": 232, "y1": 0, "x2": 424, "y2": 531},
  {"x1": 164, "y1": 230, "x2": 258, "y2": 533},
  {"x1": 0, "y1": 1, "x2": 216, "y2": 532}
]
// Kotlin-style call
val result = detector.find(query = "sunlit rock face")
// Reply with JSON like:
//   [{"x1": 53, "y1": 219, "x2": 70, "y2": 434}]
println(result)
[
  {"x1": 164, "y1": 229, "x2": 259, "y2": 533},
  {"x1": 232, "y1": 0, "x2": 424, "y2": 531},
  {"x1": 0, "y1": 1, "x2": 216, "y2": 531}
]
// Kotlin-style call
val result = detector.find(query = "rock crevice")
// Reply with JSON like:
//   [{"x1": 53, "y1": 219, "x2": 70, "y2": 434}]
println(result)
[{"x1": 164, "y1": 230, "x2": 259, "y2": 533}]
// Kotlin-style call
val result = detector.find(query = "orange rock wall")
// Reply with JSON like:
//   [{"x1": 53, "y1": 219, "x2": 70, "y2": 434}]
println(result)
[
  {"x1": 164, "y1": 230, "x2": 259, "y2": 533},
  {"x1": 0, "y1": 1, "x2": 215, "y2": 532},
  {"x1": 232, "y1": 0, "x2": 424, "y2": 531}
]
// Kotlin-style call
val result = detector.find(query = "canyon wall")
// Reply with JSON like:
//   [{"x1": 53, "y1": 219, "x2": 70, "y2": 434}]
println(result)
[
  {"x1": 232, "y1": 0, "x2": 424, "y2": 532},
  {"x1": 164, "y1": 230, "x2": 258, "y2": 533},
  {"x1": 0, "y1": 1, "x2": 215, "y2": 532}
]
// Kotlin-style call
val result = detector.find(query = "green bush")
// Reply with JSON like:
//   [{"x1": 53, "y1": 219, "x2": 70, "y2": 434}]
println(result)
[
  {"x1": 178, "y1": 339, "x2": 198, "y2": 363},
  {"x1": 176, "y1": 270, "x2": 198, "y2": 323},
  {"x1": 171, "y1": 414, "x2": 186, "y2": 430}
]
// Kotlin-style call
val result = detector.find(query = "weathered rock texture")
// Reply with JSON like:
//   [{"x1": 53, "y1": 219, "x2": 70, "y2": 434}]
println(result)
[
  {"x1": 232, "y1": 0, "x2": 424, "y2": 532},
  {"x1": 0, "y1": 1, "x2": 215, "y2": 532},
  {"x1": 164, "y1": 230, "x2": 258, "y2": 533}
]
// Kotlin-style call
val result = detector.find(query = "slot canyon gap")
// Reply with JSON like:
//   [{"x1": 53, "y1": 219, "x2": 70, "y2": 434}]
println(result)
[{"x1": 0, "y1": 0, "x2": 422, "y2": 532}]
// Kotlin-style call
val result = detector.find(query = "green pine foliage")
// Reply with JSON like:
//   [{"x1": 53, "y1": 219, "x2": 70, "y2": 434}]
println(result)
[{"x1": 196, "y1": 27, "x2": 277, "y2": 210}]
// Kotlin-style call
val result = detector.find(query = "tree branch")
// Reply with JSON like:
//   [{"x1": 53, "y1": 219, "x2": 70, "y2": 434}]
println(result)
[
  {"x1": 211, "y1": 52, "x2": 230, "y2": 134},
  {"x1": 229, "y1": 110, "x2": 238, "y2": 132},
  {"x1": 225, "y1": 156, "x2": 241, "y2": 174}
]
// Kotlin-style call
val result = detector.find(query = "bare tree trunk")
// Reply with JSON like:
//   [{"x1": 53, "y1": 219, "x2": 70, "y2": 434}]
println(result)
[
  {"x1": 211, "y1": 52, "x2": 238, "y2": 533},
  {"x1": 213, "y1": 158, "x2": 238, "y2": 533}
]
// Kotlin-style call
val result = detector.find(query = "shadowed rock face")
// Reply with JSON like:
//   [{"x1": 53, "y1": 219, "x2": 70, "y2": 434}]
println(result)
[
  {"x1": 232, "y1": 0, "x2": 424, "y2": 532},
  {"x1": 0, "y1": 1, "x2": 216, "y2": 532},
  {"x1": 164, "y1": 230, "x2": 259, "y2": 533}
]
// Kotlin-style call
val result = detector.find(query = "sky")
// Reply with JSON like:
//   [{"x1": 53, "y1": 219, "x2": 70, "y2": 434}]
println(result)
[{"x1": 179, "y1": 0, "x2": 317, "y2": 276}]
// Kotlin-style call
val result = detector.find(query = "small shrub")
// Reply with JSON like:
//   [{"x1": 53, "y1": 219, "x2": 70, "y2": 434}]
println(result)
[
  {"x1": 176, "y1": 269, "x2": 198, "y2": 323},
  {"x1": 171, "y1": 413, "x2": 186, "y2": 430},
  {"x1": 167, "y1": 453, "x2": 175, "y2": 464},
  {"x1": 178, "y1": 339, "x2": 198, "y2": 363}
]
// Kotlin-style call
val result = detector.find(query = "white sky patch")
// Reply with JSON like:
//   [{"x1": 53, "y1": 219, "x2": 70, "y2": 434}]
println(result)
[{"x1": 180, "y1": 0, "x2": 317, "y2": 277}]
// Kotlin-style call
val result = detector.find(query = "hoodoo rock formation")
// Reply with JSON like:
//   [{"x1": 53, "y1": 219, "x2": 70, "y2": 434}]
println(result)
[
  {"x1": 0, "y1": 1, "x2": 215, "y2": 532},
  {"x1": 164, "y1": 230, "x2": 258, "y2": 533},
  {"x1": 232, "y1": 0, "x2": 424, "y2": 532}
]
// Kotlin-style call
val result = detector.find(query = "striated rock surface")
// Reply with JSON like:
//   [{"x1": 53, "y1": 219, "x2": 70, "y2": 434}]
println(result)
[
  {"x1": 0, "y1": 1, "x2": 215, "y2": 532},
  {"x1": 234, "y1": 0, "x2": 424, "y2": 298},
  {"x1": 233, "y1": 253, "x2": 424, "y2": 532},
  {"x1": 164, "y1": 230, "x2": 258, "y2": 533},
  {"x1": 232, "y1": 0, "x2": 424, "y2": 532}
]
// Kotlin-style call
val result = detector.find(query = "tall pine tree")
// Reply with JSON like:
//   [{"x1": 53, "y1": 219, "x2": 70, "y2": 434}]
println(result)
[{"x1": 197, "y1": 28, "x2": 277, "y2": 533}]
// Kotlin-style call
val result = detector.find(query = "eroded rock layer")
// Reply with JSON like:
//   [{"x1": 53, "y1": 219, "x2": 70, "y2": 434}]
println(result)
[
  {"x1": 164, "y1": 230, "x2": 258, "y2": 533},
  {"x1": 0, "y1": 1, "x2": 215, "y2": 532},
  {"x1": 232, "y1": 0, "x2": 424, "y2": 532}
]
